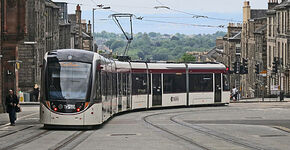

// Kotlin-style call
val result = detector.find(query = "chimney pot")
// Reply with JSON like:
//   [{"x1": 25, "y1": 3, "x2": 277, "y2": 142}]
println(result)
[{"x1": 77, "y1": 4, "x2": 81, "y2": 11}]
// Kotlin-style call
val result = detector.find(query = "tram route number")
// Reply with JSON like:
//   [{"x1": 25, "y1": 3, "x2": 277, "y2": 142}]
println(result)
[{"x1": 64, "y1": 104, "x2": 76, "y2": 110}]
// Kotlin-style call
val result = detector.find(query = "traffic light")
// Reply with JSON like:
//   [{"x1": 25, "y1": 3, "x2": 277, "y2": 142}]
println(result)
[
  {"x1": 255, "y1": 63, "x2": 260, "y2": 74},
  {"x1": 272, "y1": 57, "x2": 278, "y2": 73},
  {"x1": 241, "y1": 58, "x2": 248, "y2": 74},
  {"x1": 232, "y1": 61, "x2": 239, "y2": 74}
]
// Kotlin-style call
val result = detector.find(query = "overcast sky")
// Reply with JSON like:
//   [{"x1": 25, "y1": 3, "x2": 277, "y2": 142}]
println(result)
[{"x1": 53, "y1": 0, "x2": 268, "y2": 34}]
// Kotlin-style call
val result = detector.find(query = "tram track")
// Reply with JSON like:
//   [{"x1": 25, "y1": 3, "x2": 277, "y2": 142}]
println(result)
[
  {"x1": 143, "y1": 109, "x2": 271, "y2": 150},
  {"x1": 0, "y1": 130, "x2": 52, "y2": 150},
  {"x1": 49, "y1": 131, "x2": 86, "y2": 150},
  {"x1": 0, "y1": 125, "x2": 34, "y2": 138},
  {"x1": 170, "y1": 114, "x2": 268, "y2": 150},
  {"x1": 143, "y1": 111, "x2": 211, "y2": 150}
]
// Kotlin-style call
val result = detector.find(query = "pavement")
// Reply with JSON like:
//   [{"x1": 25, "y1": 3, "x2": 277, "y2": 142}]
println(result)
[
  {"x1": 1, "y1": 103, "x2": 290, "y2": 149},
  {"x1": 231, "y1": 97, "x2": 290, "y2": 103}
]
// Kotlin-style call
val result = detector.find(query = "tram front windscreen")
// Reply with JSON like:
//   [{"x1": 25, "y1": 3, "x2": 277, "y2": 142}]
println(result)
[{"x1": 46, "y1": 61, "x2": 91, "y2": 101}]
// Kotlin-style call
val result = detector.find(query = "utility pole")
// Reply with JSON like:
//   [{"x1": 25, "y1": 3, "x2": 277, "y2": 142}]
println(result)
[{"x1": 92, "y1": 6, "x2": 110, "y2": 52}]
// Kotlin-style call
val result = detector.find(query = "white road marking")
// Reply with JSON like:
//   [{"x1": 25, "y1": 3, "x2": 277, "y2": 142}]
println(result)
[{"x1": 0, "y1": 112, "x2": 38, "y2": 128}]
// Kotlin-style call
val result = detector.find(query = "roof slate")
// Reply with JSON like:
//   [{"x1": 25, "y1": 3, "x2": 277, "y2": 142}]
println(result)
[{"x1": 251, "y1": 9, "x2": 267, "y2": 19}]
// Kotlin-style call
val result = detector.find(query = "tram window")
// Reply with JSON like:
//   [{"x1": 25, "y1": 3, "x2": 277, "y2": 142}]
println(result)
[
  {"x1": 122, "y1": 73, "x2": 127, "y2": 96},
  {"x1": 163, "y1": 74, "x2": 186, "y2": 94},
  {"x1": 108, "y1": 72, "x2": 112, "y2": 97},
  {"x1": 223, "y1": 74, "x2": 230, "y2": 91},
  {"x1": 118, "y1": 73, "x2": 122, "y2": 96},
  {"x1": 101, "y1": 72, "x2": 107, "y2": 97},
  {"x1": 93, "y1": 71, "x2": 101, "y2": 103},
  {"x1": 132, "y1": 74, "x2": 147, "y2": 95},
  {"x1": 189, "y1": 74, "x2": 213, "y2": 92},
  {"x1": 112, "y1": 73, "x2": 117, "y2": 97}
]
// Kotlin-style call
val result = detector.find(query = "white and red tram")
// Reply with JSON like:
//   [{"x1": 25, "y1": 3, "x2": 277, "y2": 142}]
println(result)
[{"x1": 40, "y1": 49, "x2": 230, "y2": 127}]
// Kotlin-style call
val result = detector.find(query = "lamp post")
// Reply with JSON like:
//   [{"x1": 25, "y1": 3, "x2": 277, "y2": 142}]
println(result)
[{"x1": 92, "y1": 5, "x2": 110, "y2": 52}]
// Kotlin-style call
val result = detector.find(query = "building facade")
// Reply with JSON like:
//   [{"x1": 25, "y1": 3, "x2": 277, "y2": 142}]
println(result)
[
  {"x1": 241, "y1": 1, "x2": 267, "y2": 98},
  {"x1": 17, "y1": 0, "x2": 59, "y2": 93},
  {"x1": 68, "y1": 5, "x2": 92, "y2": 51},
  {"x1": 0, "y1": 0, "x2": 2, "y2": 112},
  {"x1": 0, "y1": 0, "x2": 27, "y2": 111},
  {"x1": 266, "y1": 0, "x2": 290, "y2": 97},
  {"x1": 55, "y1": 2, "x2": 71, "y2": 49},
  {"x1": 223, "y1": 23, "x2": 242, "y2": 90}
]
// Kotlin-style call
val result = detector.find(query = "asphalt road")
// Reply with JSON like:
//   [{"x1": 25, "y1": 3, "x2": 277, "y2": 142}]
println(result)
[{"x1": 0, "y1": 103, "x2": 290, "y2": 150}]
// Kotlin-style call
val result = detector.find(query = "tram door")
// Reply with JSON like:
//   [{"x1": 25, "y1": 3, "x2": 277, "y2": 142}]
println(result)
[
  {"x1": 152, "y1": 74, "x2": 162, "y2": 106},
  {"x1": 214, "y1": 73, "x2": 222, "y2": 102}
]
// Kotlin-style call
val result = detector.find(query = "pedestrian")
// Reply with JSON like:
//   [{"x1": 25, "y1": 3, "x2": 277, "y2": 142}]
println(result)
[
  {"x1": 5, "y1": 89, "x2": 19, "y2": 126},
  {"x1": 232, "y1": 86, "x2": 238, "y2": 101},
  {"x1": 33, "y1": 84, "x2": 39, "y2": 102}
]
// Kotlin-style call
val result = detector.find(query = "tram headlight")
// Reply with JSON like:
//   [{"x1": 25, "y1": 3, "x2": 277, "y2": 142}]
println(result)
[
  {"x1": 85, "y1": 102, "x2": 89, "y2": 108},
  {"x1": 45, "y1": 101, "x2": 50, "y2": 108}
]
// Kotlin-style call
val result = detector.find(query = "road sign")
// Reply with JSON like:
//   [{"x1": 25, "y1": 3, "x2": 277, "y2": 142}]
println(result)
[
  {"x1": 260, "y1": 70, "x2": 267, "y2": 77},
  {"x1": 260, "y1": 70, "x2": 267, "y2": 74}
]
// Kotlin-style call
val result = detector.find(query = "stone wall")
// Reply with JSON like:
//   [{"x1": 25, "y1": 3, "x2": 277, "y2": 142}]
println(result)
[
  {"x1": 0, "y1": 0, "x2": 2, "y2": 113},
  {"x1": 59, "y1": 24, "x2": 71, "y2": 49},
  {"x1": 18, "y1": 44, "x2": 36, "y2": 92}
]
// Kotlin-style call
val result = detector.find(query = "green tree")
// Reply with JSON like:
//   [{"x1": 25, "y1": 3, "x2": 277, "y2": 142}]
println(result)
[
  {"x1": 179, "y1": 53, "x2": 196, "y2": 62},
  {"x1": 111, "y1": 41, "x2": 125, "y2": 50}
]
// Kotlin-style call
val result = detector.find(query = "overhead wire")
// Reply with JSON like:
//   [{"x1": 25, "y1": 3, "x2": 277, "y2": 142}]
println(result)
[{"x1": 135, "y1": 18, "x2": 226, "y2": 28}]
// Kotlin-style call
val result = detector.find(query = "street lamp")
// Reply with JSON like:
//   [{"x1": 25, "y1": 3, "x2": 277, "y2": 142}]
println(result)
[{"x1": 92, "y1": 5, "x2": 110, "y2": 52}]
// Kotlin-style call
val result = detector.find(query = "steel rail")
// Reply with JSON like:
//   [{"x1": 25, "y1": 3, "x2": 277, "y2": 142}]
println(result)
[
  {"x1": 50, "y1": 131, "x2": 86, "y2": 150},
  {"x1": 0, "y1": 130, "x2": 52, "y2": 150},
  {"x1": 170, "y1": 114, "x2": 269, "y2": 150},
  {"x1": 143, "y1": 111, "x2": 211, "y2": 150}
]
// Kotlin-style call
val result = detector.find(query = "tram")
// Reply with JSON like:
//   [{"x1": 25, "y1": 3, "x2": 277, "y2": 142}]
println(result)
[{"x1": 40, "y1": 49, "x2": 230, "y2": 127}]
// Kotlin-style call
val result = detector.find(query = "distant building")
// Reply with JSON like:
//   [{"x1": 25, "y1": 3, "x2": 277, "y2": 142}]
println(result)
[
  {"x1": 55, "y1": 2, "x2": 71, "y2": 49},
  {"x1": 68, "y1": 5, "x2": 92, "y2": 51},
  {"x1": 223, "y1": 23, "x2": 242, "y2": 90},
  {"x1": 241, "y1": 1, "x2": 267, "y2": 98},
  {"x1": 266, "y1": 0, "x2": 290, "y2": 97}
]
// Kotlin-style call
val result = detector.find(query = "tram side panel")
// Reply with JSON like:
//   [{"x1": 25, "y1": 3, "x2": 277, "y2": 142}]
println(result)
[
  {"x1": 130, "y1": 63, "x2": 148, "y2": 109},
  {"x1": 131, "y1": 73, "x2": 148, "y2": 109},
  {"x1": 188, "y1": 73, "x2": 214, "y2": 105},
  {"x1": 222, "y1": 74, "x2": 231, "y2": 104},
  {"x1": 162, "y1": 73, "x2": 187, "y2": 107},
  {"x1": 84, "y1": 103, "x2": 103, "y2": 125}
]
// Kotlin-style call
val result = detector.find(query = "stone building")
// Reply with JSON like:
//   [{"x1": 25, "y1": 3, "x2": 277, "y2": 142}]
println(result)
[
  {"x1": 223, "y1": 23, "x2": 242, "y2": 90},
  {"x1": 55, "y1": 2, "x2": 71, "y2": 49},
  {"x1": 266, "y1": 0, "x2": 290, "y2": 97},
  {"x1": 17, "y1": 0, "x2": 59, "y2": 93},
  {"x1": 0, "y1": 0, "x2": 27, "y2": 111},
  {"x1": 0, "y1": 0, "x2": 2, "y2": 112},
  {"x1": 68, "y1": 5, "x2": 92, "y2": 51},
  {"x1": 241, "y1": 1, "x2": 267, "y2": 98},
  {"x1": 253, "y1": 21, "x2": 267, "y2": 97}
]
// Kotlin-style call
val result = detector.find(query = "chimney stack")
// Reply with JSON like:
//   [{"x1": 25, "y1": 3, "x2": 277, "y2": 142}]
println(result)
[
  {"x1": 243, "y1": 1, "x2": 251, "y2": 23},
  {"x1": 77, "y1": 4, "x2": 81, "y2": 11},
  {"x1": 88, "y1": 20, "x2": 92, "y2": 35},
  {"x1": 76, "y1": 4, "x2": 82, "y2": 24}
]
